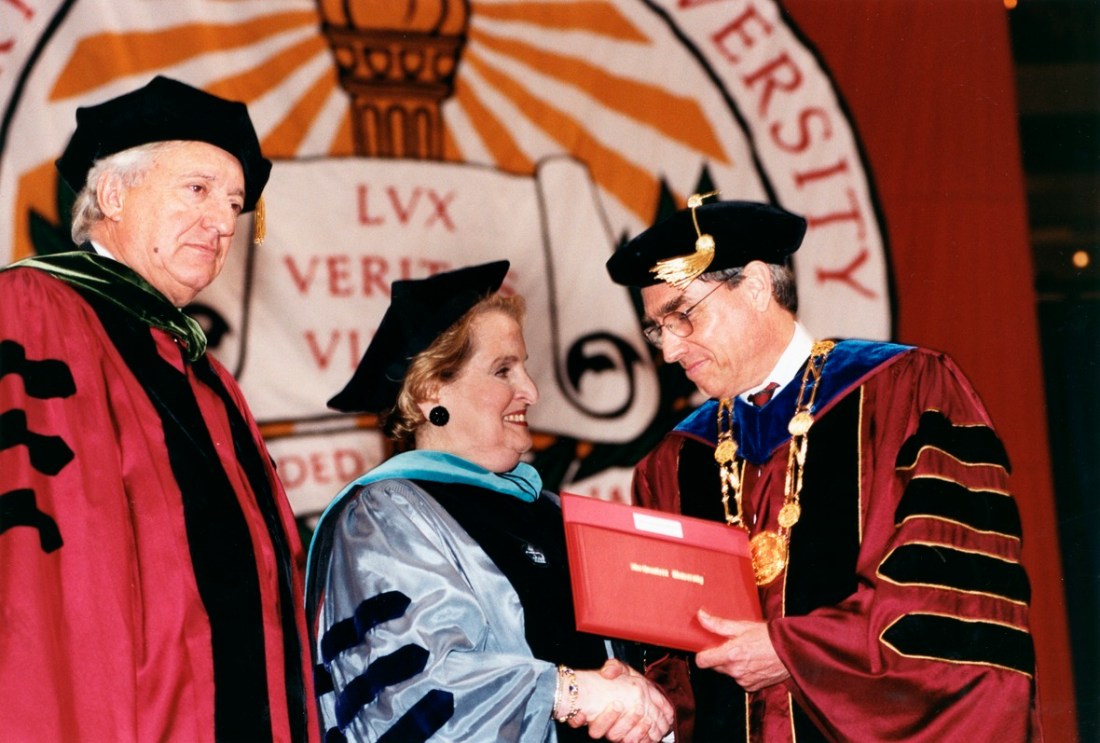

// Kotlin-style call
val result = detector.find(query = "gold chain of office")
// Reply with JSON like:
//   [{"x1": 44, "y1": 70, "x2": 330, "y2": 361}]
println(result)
[{"x1": 715, "y1": 340, "x2": 835, "y2": 586}]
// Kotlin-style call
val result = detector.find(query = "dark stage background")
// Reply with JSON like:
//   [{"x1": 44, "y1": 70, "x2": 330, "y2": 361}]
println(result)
[{"x1": 1010, "y1": 1, "x2": 1099, "y2": 740}]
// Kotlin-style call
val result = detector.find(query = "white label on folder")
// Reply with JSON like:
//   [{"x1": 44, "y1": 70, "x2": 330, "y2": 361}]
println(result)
[{"x1": 633, "y1": 513, "x2": 684, "y2": 539}]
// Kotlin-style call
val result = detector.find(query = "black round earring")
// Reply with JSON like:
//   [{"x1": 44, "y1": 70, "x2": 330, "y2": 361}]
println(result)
[{"x1": 429, "y1": 406, "x2": 450, "y2": 427}]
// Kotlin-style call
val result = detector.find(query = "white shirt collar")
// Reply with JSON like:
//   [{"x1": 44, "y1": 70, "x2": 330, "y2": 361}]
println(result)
[
  {"x1": 89, "y1": 240, "x2": 117, "y2": 260},
  {"x1": 740, "y1": 322, "x2": 814, "y2": 403}
]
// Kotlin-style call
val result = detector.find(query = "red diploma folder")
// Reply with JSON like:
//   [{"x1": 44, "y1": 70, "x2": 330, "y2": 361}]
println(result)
[{"x1": 560, "y1": 492, "x2": 762, "y2": 652}]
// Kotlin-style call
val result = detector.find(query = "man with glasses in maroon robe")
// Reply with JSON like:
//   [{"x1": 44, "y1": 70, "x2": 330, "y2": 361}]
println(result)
[{"x1": 603, "y1": 196, "x2": 1041, "y2": 742}]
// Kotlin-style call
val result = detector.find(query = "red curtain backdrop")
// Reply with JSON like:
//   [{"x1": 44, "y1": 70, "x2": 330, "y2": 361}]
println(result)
[{"x1": 782, "y1": 1, "x2": 1075, "y2": 739}]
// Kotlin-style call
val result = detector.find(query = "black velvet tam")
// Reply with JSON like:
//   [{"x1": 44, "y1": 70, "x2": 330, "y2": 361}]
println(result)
[
  {"x1": 606, "y1": 200, "x2": 807, "y2": 287},
  {"x1": 327, "y1": 261, "x2": 511, "y2": 414},
  {"x1": 55, "y1": 76, "x2": 271, "y2": 213}
]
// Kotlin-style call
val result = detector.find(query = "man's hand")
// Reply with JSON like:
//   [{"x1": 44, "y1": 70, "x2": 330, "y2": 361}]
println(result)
[{"x1": 694, "y1": 609, "x2": 790, "y2": 692}]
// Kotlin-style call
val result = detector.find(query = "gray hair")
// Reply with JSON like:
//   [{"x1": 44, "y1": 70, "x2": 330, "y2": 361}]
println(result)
[
  {"x1": 702, "y1": 262, "x2": 798, "y2": 313},
  {"x1": 70, "y1": 141, "x2": 180, "y2": 244}
]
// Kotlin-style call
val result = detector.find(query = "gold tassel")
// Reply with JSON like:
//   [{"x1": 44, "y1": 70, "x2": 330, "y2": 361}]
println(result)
[
  {"x1": 648, "y1": 190, "x2": 721, "y2": 290},
  {"x1": 651, "y1": 234, "x2": 714, "y2": 290},
  {"x1": 252, "y1": 196, "x2": 266, "y2": 246}
]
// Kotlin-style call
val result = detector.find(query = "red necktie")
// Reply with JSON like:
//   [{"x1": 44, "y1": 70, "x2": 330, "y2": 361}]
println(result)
[{"x1": 748, "y1": 382, "x2": 779, "y2": 407}]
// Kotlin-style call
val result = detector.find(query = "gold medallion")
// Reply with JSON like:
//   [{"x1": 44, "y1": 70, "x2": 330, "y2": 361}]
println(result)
[
  {"x1": 788, "y1": 411, "x2": 814, "y2": 437},
  {"x1": 750, "y1": 531, "x2": 788, "y2": 586},
  {"x1": 777, "y1": 502, "x2": 802, "y2": 529},
  {"x1": 714, "y1": 439, "x2": 736, "y2": 463}
]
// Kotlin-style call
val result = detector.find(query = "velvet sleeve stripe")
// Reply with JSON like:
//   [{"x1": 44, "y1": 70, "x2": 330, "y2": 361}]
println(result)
[
  {"x1": 881, "y1": 613, "x2": 1035, "y2": 676},
  {"x1": 0, "y1": 489, "x2": 63, "y2": 553},
  {"x1": 335, "y1": 644, "x2": 429, "y2": 729},
  {"x1": 878, "y1": 543, "x2": 1031, "y2": 604},
  {"x1": 0, "y1": 340, "x2": 76, "y2": 399},
  {"x1": 321, "y1": 591, "x2": 412, "y2": 662},
  {"x1": 321, "y1": 686, "x2": 451, "y2": 743},
  {"x1": 314, "y1": 664, "x2": 334, "y2": 696},
  {"x1": 896, "y1": 477, "x2": 1022, "y2": 538},
  {"x1": 0, "y1": 342, "x2": 74, "y2": 554},
  {"x1": 377, "y1": 689, "x2": 455, "y2": 743},
  {"x1": 0, "y1": 409, "x2": 75, "y2": 476},
  {"x1": 895, "y1": 411, "x2": 1011, "y2": 472}
]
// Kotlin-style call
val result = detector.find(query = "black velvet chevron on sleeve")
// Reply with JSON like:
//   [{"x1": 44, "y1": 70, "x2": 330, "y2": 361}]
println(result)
[
  {"x1": 896, "y1": 476, "x2": 1022, "y2": 538},
  {"x1": 896, "y1": 411, "x2": 1010, "y2": 472},
  {"x1": 879, "y1": 543, "x2": 1031, "y2": 604},
  {"x1": 882, "y1": 613, "x2": 1035, "y2": 676},
  {"x1": 0, "y1": 340, "x2": 75, "y2": 553}
]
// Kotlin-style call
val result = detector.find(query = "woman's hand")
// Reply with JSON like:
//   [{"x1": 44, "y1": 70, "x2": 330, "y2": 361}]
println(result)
[{"x1": 559, "y1": 660, "x2": 673, "y2": 742}]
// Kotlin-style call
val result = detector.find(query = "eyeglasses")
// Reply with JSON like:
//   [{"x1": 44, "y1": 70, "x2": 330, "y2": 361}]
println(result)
[{"x1": 642, "y1": 281, "x2": 725, "y2": 347}]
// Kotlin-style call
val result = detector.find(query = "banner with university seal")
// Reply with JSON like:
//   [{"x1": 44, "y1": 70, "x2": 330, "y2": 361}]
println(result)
[{"x1": 0, "y1": 1, "x2": 1075, "y2": 735}]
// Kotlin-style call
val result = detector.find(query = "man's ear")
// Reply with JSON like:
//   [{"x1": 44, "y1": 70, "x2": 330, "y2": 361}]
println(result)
[
  {"x1": 742, "y1": 261, "x2": 774, "y2": 311},
  {"x1": 95, "y1": 171, "x2": 126, "y2": 221}
]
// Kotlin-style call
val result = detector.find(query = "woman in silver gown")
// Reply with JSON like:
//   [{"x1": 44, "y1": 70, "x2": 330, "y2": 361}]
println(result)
[{"x1": 306, "y1": 261, "x2": 674, "y2": 743}]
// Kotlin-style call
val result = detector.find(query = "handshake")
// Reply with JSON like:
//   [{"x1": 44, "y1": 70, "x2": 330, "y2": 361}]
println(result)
[{"x1": 552, "y1": 659, "x2": 674, "y2": 743}]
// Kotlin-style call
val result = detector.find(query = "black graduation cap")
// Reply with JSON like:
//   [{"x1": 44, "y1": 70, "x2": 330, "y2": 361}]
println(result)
[
  {"x1": 606, "y1": 198, "x2": 807, "y2": 288},
  {"x1": 327, "y1": 260, "x2": 511, "y2": 414},
  {"x1": 55, "y1": 76, "x2": 271, "y2": 213}
]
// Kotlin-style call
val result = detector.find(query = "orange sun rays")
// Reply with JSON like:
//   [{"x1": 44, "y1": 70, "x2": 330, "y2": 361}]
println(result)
[
  {"x1": 46, "y1": 2, "x2": 724, "y2": 220},
  {"x1": 462, "y1": 48, "x2": 660, "y2": 222},
  {"x1": 51, "y1": 11, "x2": 320, "y2": 100},
  {"x1": 469, "y1": 25, "x2": 728, "y2": 164}
]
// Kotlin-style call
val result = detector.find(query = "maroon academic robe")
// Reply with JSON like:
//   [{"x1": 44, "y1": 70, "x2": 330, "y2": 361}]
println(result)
[
  {"x1": 634, "y1": 341, "x2": 1041, "y2": 742},
  {"x1": 0, "y1": 258, "x2": 319, "y2": 742}
]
